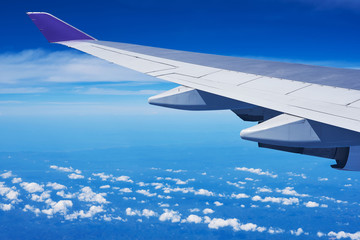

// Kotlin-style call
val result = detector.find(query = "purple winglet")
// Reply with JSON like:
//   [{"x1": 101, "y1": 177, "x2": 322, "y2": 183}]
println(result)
[{"x1": 27, "y1": 12, "x2": 95, "y2": 43}]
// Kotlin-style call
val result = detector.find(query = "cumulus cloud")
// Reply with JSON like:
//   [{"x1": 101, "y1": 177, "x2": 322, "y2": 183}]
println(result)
[
  {"x1": 119, "y1": 188, "x2": 132, "y2": 193},
  {"x1": 275, "y1": 187, "x2": 309, "y2": 197},
  {"x1": 203, "y1": 208, "x2": 214, "y2": 214},
  {"x1": 100, "y1": 185, "x2": 110, "y2": 189},
  {"x1": 268, "y1": 227, "x2": 285, "y2": 234},
  {"x1": 0, "y1": 171, "x2": 13, "y2": 179},
  {"x1": 207, "y1": 218, "x2": 266, "y2": 232},
  {"x1": 56, "y1": 190, "x2": 76, "y2": 199},
  {"x1": 136, "y1": 189, "x2": 157, "y2": 197},
  {"x1": 194, "y1": 189, "x2": 214, "y2": 196},
  {"x1": 47, "y1": 182, "x2": 66, "y2": 190},
  {"x1": 185, "y1": 214, "x2": 202, "y2": 223},
  {"x1": 23, "y1": 204, "x2": 41, "y2": 216},
  {"x1": 159, "y1": 209, "x2": 181, "y2": 223},
  {"x1": 257, "y1": 187, "x2": 272, "y2": 193},
  {"x1": 0, "y1": 182, "x2": 20, "y2": 202},
  {"x1": 304, "y1": 201, "x2": 319, "y2": 208},
  {"x1": 78, "y1": 187, "x2": 107, "y2": 204},
  {"x1": 50, "y1": 165, "x2": 81, "y2": 174},
  {"x1": 252, "y1": 195, "x2": 299, "y2": 205},
  {"x1": 65, "y1": 205, "x2": 104, "y2": 220},
  {"x1": 0, "y1": 203, "x2": 12, "y2": 211},
  {"x1": 125, "y1": 208, "x2": 158, "y2": 218},
  {"x1": 114, "y1": 176, "x2": 133, "y2": 183},
  {"x1": 142, "y1": 209, "x2": 157, "y2": 218},
  {"x1": 231, "y1": 193, "x2": 250, "y2": 199},
  {"x1": 68, "y1": 173, "x2": 84, "y2": 179},
  {"x1": 42, "y1": 200, "x2": 73, "y2": 216},
  {"x1": 12, "y1": 178, "x2": 22, "y2": 184},
  {"x1": 235, "y1": 167, "x2": 277, "y2": 178},
  {"x1": 20, "y1": 182, "x2": 44, "y2": 193},
  {"x1": 290, "y1": 228, "x2": 304, "y2": 236},
  {"x1": 31, "y1": 191, "x2": 51, "y2": 202},
  {"x1": 214, "y1": 201, "x2": 223, "y2": 206},
  {"x1": 226, "y1": 181, "x2": 246, "y2": 189},
  {"x1": 327, "y1": 231, "x2": 360, "y2": 240}
]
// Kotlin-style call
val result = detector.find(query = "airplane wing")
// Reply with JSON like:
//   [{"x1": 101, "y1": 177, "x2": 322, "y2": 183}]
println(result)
[{"x1": 27, "y1": 12, "x2": 360, "y2": 171}]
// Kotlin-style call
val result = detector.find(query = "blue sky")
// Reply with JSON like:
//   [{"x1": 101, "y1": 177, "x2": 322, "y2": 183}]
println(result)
[
  {"x1": 1, "y1": 1, "x2": 360, "y2": 239},
  {"x1": 1, "y1": 0, "x2": 360, "y2": 152}
]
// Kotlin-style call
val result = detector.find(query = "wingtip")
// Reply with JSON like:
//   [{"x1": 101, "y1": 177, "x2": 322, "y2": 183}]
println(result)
[{"x1": 27, "y1": 12, "x2": 95, "y2": 43}]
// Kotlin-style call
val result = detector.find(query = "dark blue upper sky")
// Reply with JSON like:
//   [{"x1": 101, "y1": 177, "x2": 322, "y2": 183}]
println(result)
[{"x1": 3, "y1": 0, "x2": 360, "y2": 63}]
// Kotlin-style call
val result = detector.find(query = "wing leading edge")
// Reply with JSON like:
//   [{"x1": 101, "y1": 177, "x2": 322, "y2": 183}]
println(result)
[{"x1": 27, "y1": 12, "x2": 360, "y2": 170}]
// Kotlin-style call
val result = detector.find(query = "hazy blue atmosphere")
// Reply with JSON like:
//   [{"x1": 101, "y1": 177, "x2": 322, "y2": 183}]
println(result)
[{"x1": 1, "y1": 0, "x2": 360, "y2": 239}]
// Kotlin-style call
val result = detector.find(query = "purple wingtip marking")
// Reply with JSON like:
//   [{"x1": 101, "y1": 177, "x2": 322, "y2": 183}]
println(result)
[{"x1": 27, "y1": 12, "x2": 95, "y2": 43}]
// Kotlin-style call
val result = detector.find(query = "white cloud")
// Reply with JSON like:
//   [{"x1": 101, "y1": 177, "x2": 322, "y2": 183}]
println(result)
[
  {"x1": 20, "y1": 182, "x2": 44, "y2": 193},
  {"x1": 189, "y1": 208, "x2": 200, "y2": 212},
  {"x1": 226, "y1": 181, "x2": 245, "y2": 189},
  {"x1": 12, "y1": 178, "x2": 22, "y2": 184},
  {"x1": 208, "y1": 218, "x2": 238, "y2": 230},
  {"x1": 165, "y1": 169, "x2": 187, "y2": 173},
  {"x1": 214, "y1": 201, "x2": 223, "y2": 206},
  {"x1": 194, "y1": 189, "x2": 214, "y2": 196},
  {"x1": 159, "y1": 209, "x2": 181, "y2": 223},
  {"x1": 328, "y1": 231, "x2": 360, "y2": 240},
  {"x1": 92, "y1": 172, "x2": 112, "y2": 181},
  {"x1": 31, "y1": 191, "x2": 51, "y2": 202},
  {"x1": 287, "y1": 172, "x2": 307, "y2": 179},
  {"x1": 119, "y1": 188, "x2": 132, "y2": 193},
  {"x1": 0, "y1": 182, "x2": 20, "y2": 202},
  {"x1": 23, "y1": 204, "x2": 41, "y2": 216},
  {"x1": 268, "y1": 227, "x2": 285, "y2": 234},
  {"x1": 142, "y1": 209, "x2": 157, "y2": 218},
  {"x1": 68, "y1": 173, "x2": 84, "y2": 179},
  {"x1": 0, "y1": 171, "x2": 13, "y2": 179},
  {"x1": 252, "y1": 195, "x2": 299, "y2": 205},
  {"x1": 318, "y1": 177, "x2": 328, "y2": 181},
  {"x1": 290, "y1": 228, "x2": 304, "y2": 236},
  {"x1": 231, "y1": 193, "x2": 250, "y2": 199},
  {"x1": 136, "y1": 189, "x2": 157, "y2": 197},
  {"x1": 100, "y1": 185, "x2": 110, "y2": 189},
  {"x1": 0, "y1": 203, "x2": 12, "y2": 211},
  {"x1": 65, "y1": 205, "x2": 104, "y2": 220},
  {"x1": 203, "y1": 208, "x2": 214, "y2": 214},
  {"x1": 257, "y1": 187, "x2": 272, "y2": 193},
  {"x1": 0, "y1": 49, "x2": 156, "y2": 85},
  {"x1": 56, "y1": 190, "x2": 76, "y2": 199},
  {"x1": 114, "y1": 176, "x2": 133, "y2": 183},
  {"x1": 78, "y1": 187, "x2": 107, "y2": 204},
  {"x1": 42, "y1": 200, "x2": 73, "y2": 216},
  {"x1": 126, "y1": 207, "x2": 140, "y2": 216},
  {"x1": 235, "y1": 167, "x2": 278, "y2": 178},
  {"x1": 207, "y1": 218, "x2": 266, "y2": 232},
  {"x1": 50, "y1": 165, "x2": 73, "y2": 172},
  {"x1": 47, "y1": 182, "x2": 66, "y2": 190},
  {"x1": 126, "y1": 208, "x2": 157, "y2": 218},
  {"x1": 185, "y1": 214, "x2": 202, "y2": 223},
  {"x1": 275, "y1": 187, "x2": 309, "y2": 197},
  {"x1": 317, "y1": 232, "x2": 325, "y2": 237},
  {"x1": 304, "y1": 201, "x2": 319, "y2": 208}
]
